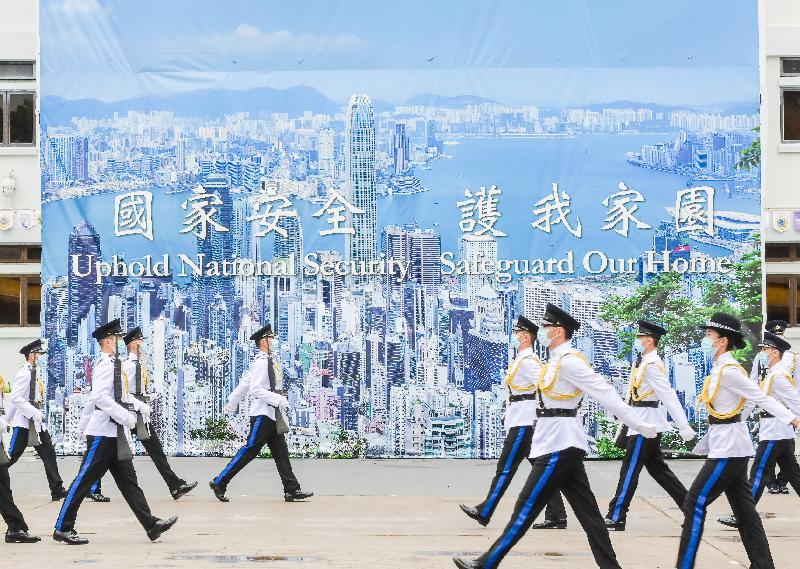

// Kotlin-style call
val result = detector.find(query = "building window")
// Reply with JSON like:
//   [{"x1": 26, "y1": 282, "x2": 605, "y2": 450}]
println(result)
[
  {"x1": 0, "y1": 276, "x2": 40, "y2": 326},
  {"x1": 0, "y1": 246, "x2": 42, "y2": 262},
  {"x1": 765, "y1": 242, "x2": 799, "y2": 261},
  {"x1": 781, "y1": 57, "x2": 800, "y2": 77},
  {"x1": 783, "y1": 89, "x2": 800, "y2": 143},
  {"x1": 0, "y1": 91, "x2": 36, "y2": 146},
  {"x1": 766, "y1": 275, "x2": 799, "y2": 327},
  {"x1": 0, "y1": 61, "x2": 35, "y2": 80}
]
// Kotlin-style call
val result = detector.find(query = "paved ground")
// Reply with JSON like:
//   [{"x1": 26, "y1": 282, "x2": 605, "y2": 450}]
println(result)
[{"x1": 4, "y1": 453, "x2": 799, "y2": 568}]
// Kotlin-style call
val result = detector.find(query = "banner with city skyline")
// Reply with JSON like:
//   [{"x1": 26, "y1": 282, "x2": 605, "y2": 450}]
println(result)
[{"x1": 39, "y1": 0, "x2": 761, "y2": 458}]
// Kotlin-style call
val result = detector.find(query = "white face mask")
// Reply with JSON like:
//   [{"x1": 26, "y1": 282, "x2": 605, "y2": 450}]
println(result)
[
  {"x1": 537, "y1": 327, "x2": 553, "y2": 348},
  {"x1": 509, "y1": 335, "x2": 520, "y2": 350},
  {"x1": 700, "y1": 336, "x2": 718, "y2": 358},
  {"x1": 633, "y1": 338, "x2": 645, "y2": 354}
]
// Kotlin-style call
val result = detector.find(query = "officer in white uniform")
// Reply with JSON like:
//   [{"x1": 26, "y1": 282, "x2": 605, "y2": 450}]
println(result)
[
  {"x1": 0, "y1": 413, "x2": 40, "y2": 543},
  {"x1": 717, "y1": 331, "x2": 800, "y2": 528},
  {"x1": 454, "y1": 304, "x2": 660, "y2": 569},
  {"x1": 210, "y1": 324, "x2": 313, "y2": 503},
  {"x1": 753, "y1": 320, "x2": 799, "y2": 494},
  {"x1": 6, "y1": 339, "x2": 67, "y2": 501},
  {"x1": 604, "y1": 320, "x2": 696, "y2": 530},
  {"x1": 53, "y1": 319, "x2": 178, "y2": 545},
  {"x1": 676, "y1": 313, "x2": 800, "y2": 569},
  {"x1": 89, "y1": 327, "x2": 197, "y2": 502},
  {"x1": 459, "y1": 316, "x2": 565, "y2": 527}
]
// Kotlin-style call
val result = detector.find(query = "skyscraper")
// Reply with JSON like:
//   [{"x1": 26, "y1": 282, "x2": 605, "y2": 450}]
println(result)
[
  {"x1": 318, "y1": 128, "x2": 335, "y2": 178},
  {"x1": 67, "y1": 221, "x2": 101, "y2": 345},
  {"x1": 393, "y1": 123, "x2": 409, "y2": 174},
  {"x1": 344, "y1": 94, "x2": 377, "y2": 269},
  {"x1": 459, "y1": 234, "x2": 497, "y2": 307},
  {"x1": 273, "y1": 210, "x2": 304, "y2": 276}
]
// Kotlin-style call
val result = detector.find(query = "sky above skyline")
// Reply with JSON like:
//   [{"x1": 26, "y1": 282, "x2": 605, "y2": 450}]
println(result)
[{"x1": 40, "y1": 0, "x2": 759, "y2": 107}]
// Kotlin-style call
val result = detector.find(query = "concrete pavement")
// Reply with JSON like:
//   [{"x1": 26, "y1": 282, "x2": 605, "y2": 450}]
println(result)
[{"x1": 3, "y1": 453, "x2": 799, "y2": 568}]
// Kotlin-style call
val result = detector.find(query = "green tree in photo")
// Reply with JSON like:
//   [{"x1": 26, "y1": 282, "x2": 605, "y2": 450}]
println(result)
[{"x1": 736, "y1": 126, "x2": 761, "y2": 171}]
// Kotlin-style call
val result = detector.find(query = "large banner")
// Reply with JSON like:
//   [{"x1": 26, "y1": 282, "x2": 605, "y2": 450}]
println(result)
[{"x1": 40, "y1": 0, "x2": 761, "y2": 458}]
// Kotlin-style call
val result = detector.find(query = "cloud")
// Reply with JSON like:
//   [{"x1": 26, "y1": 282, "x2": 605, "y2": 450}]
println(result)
[
  {"x1": 220, "y1": 23, "x2": 362, "y2": 56},
  {"x1": 46, "y1": 0, "x2": 108, "y2": 16}
]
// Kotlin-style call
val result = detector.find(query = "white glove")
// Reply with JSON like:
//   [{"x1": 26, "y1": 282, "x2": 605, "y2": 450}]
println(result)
[
  {"x1": 123, "y1": 412, "x2": 137, "y2": 429},
  {"x1": 0, "y1": 415, "x2": 7, "y2": 431},
  {"x1": 30, "y1": 409, "x2": 44, "y2": 423},
  {"x1": 223, "y1": 401, "x2": 238, "y2": 414},
  {"x1": 678, "y1": 424, "x2": 697, "y2": 443},
  {"x1": 277, "y1": 395, "x2": 289, "y2": 410},
  {"x1": 637, "y1": 423, "x2": 659, "y2": 439}
]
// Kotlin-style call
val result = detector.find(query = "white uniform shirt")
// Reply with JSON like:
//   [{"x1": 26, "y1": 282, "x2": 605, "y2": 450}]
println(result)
[
  {"x1": 750, "y1": 350, "x2": 800, "y2": 390},
  {"x1": 627, "y1": 350, "x2": 690, "y2": 435},
  {"x1": 743, "y1": 363, "x2": 800, "y2": 442},
  {"x1": 9, "y1": 363, "x2": 46, "y2": 432},
  {"x1": 693, "y1": 352, "x2": 795, "y2": 458},
  {"x1": 227, "y1": 351, "x2": 285, "y2": 420},
  {"x1": 503, "y1": 347, "x2": 542, "y2": 430},
  {"x1": 529, "y1": 342, "x2": 651, "y2": 458},
  {"x1": 79, "y1": 352, "x2": 142, "y2": 438}
]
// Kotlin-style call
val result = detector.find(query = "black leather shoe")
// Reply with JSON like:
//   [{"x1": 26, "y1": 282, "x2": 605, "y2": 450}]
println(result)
[
  {"x1": 766, "y1": 483, "x2": 781, "y2": 495},
  {"x1": 459, "y1": 504, "x2": 489, "y2": 527},
  {"x1": 88, "y1": 493, "x2": 110, "y2": 503},
  {"x1": 780, "y1": 484, "x2": 790, "y2": 494},
  {"x1": 717, "y1": 514, "x2": 738, "y2": 528},
  {"x1": 53, "y1": 530, "x2": 89, "y2": 545},
  {"x1": 532, "y1": 518, "x2": 567, "y2": 529},
  {"x1": 6, "y1": 530, "x2": 41, "y2": 543},
  {"x1": 604, "y1": 517, "x2": 626, "y2": 531},
  {"x1": 51, "y1": 488, "x2": 68, "y2": 501},
  {"x1": 171, "y1": 481, "x2": 198, "y2": 500},
  {"x1": 453, "y1": 557, "x2": 483, "y2": 569},
  {"x1": 147, "y1": 516, "x2": 178, "y2": 542},
  {"x1": 209, "y1": 480, "x2": 229, "y2": 502},
  {"x1": 284, "y1": 490, "x2": 313, "y2": 502}
]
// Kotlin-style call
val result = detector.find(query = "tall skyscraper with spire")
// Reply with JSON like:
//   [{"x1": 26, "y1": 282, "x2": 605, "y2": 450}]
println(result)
[{"x1": 344, "y1": 94, "x2": 377, "y2": 269}]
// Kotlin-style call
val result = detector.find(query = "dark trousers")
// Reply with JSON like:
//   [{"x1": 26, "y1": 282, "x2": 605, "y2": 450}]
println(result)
[
  {"x1": 606, "y1": 433, "x2": 687, "y2": 523},
  {"x1": 8, "y1": 427, "x2": 65, "y2": 497},
  {"x1": 676, "y1": 457, "x2": 774, "y2": 569},
  {"x1": 749, "y1": 439, "x2": 800, "y2": 503},
  {"x1": 0, "y1": 465, "x2": 27, "y2": 532},
  {"x1": 476, "y1": 426, "x2": 566, "y2": 522},
  {"x1": 91, "y1": 428, "x2": 184, "y2": 495},
  {"x1": 213, "y1": 415, "x2": 300, "y2": 494},
  {"x1": 478, "y1": 448, "x2": 621, "y2": 569},
  {"x1": 55, "y1": 436, "x2": 158, "y2": 533}
]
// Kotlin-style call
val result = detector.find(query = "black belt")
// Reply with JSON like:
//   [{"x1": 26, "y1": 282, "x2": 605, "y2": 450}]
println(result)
[
  {"x1": 708, "y1": 413, "x2": 741, "y2": 425},
  {"x1": 536, "y1": 408, "x2": 578, "y2": 418},
  {"x1": 759, "y1": 411, "x2": 774, "y2": 419},
  {"x1": 631, "y1": 400, "x2": 659, "y2": 408},
  {"x1": 509, "y1": 394, "x2": 537, "y2": 403}
]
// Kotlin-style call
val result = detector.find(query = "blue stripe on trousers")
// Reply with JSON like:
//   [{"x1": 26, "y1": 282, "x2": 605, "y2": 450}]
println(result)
[
  {"x1": 214, "y1": 417, "x2": 264, "y2": 485},
  {"x1": 8, "y1": 427, "x2": 21, "y2": 456},
  {"x1": 751, "y1": 441, "x2": 776, "y2": 498},
  {"x1": 484, "y1": 451, "x2": 561, "y2": 569},
  {"x1": 679, "y1": 459, "x2": 728, "y2": 569},
  {"x1": 481, "y1": 427, "x2": 528, "y2": 518},
  {"x1": 612, "y1": 434, "x2": 644, "y2": 522},
  {"x1": 90, "y1": 479, "x2": 100, "y2": 493},
  {"x1": 56, "y1": 436, "x2": 103, "y2": 530}
]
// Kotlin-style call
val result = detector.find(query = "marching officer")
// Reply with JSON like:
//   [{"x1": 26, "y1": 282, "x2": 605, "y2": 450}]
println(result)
[
  {"x1": 453, "y1": 304, "x2": 660, "y2": 569},
  {"x1": 1, "y1": 411, "x2": 40, "y2": 542},
  {"x1": 676, "y1": 313, "x2": 800, "y2": 569},
  {"x1": 604, "y1": 320, "x2": 696, "y2": 531},
  {"x1": 459, "y1": 316, "x2": 566, "y2": 527},
  {"x1": 717, "y1": 331, "x2": 800, "y2": 528},
  {"x1": 754, "y1": 320, "x2": 798, "y2": 495},
  {"x1": 6, "y1": 339, "x2": 67, "y2": 501},
  {"x1": 209, "y1": 324, "x2": 312, "y2": 503},
  {"x1": 88, "y1": 327, "x2": 197, "y2": 502},
  {"x1": 53, "y1": 319, "x2": 178, "y2": 545}
]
